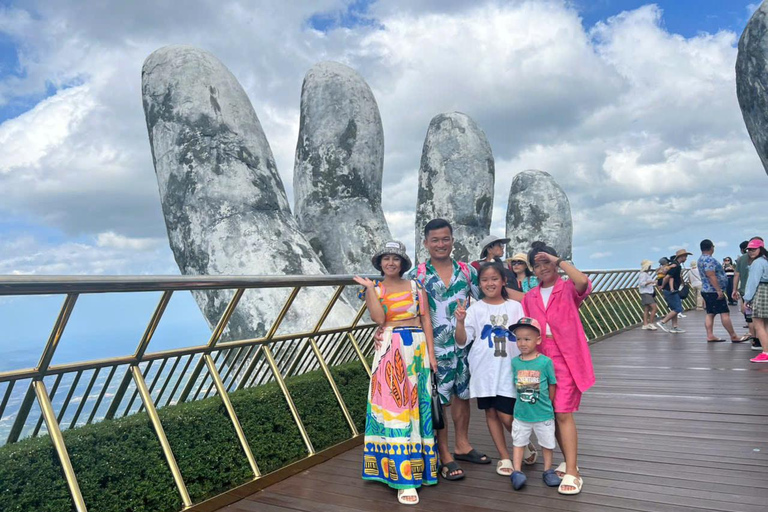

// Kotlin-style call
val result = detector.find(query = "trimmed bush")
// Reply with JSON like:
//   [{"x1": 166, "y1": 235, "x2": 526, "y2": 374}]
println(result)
[{"x1": 0, "y1": 360, "x2": 370, "y2": 512}]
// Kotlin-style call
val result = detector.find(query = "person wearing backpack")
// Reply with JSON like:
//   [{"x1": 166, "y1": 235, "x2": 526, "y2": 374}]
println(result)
[
  {"x1": 404, "y1": 219, "x2": 538, "y2": 480},
  {"x1": 656, "y1": 251, "x2": 687, "y2": 333}
]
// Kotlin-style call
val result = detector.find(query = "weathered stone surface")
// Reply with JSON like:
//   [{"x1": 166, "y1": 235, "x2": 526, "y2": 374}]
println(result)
[
  {"x1": 415, "y1": 112, "x2": 494, "y2": 263},
  {"x1": 294, "y1": 61, "x2": 391, "y2": 279},
  {"x1": 737, "y1": 2, "x2": 768, "y2": 177},
  {"x1": 142, "y1": 45, "x2": 353, "y2": 340},
  {"x1": 505, "y1": 170, "x2": 572, "y2": 261}
]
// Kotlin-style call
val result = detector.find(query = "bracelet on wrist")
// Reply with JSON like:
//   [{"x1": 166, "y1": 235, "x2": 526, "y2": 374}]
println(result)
[{"x1": 555, "y1": 258, "x2": 564, "y2": 267}]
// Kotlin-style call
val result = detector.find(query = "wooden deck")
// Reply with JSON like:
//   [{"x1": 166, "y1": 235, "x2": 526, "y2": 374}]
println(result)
[{"x1": 221, "y1": 310, "x2": 768, "y2": 512}]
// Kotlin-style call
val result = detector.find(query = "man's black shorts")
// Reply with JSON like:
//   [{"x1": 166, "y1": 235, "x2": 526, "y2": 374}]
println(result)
[
  {"x1": 477, "y1": 395, "x2": 515, "y2": 415},
  {"x1": 702, "y1": 292, "x2": 730, "y2": 315}
]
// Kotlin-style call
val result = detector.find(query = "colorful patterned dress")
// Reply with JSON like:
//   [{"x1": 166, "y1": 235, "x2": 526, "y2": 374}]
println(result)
[{"x1": 360, "y1": 280, "x2": 438, "y2": 489}]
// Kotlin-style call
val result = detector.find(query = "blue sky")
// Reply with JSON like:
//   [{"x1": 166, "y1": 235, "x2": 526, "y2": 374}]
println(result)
[{"x1": 1, "y1": 0, "x2": 767, "y2": 370}]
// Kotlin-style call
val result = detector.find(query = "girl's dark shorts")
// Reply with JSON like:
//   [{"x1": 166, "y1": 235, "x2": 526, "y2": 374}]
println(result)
[{"x1": 476, "y1": 395, "x2": 516, "y2": 416}]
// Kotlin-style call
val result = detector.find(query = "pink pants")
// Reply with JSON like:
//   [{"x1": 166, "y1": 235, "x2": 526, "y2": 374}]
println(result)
[{"x1": 540, "y1": 335, "x2": 582, "y2": 413}]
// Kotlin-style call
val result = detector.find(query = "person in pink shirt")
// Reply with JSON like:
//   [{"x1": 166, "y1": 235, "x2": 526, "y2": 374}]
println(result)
[{"x1": 520, "y1": 241, "x2": 594, "y2": 496}]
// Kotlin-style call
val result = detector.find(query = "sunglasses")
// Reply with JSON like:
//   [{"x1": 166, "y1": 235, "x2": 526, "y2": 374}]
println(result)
[
  {"x1": 511, "y1": 261, "x2": 526, "y2": 265},
  {"x1": 747, "y1": 247, "x2": 760, "y2": 252}
]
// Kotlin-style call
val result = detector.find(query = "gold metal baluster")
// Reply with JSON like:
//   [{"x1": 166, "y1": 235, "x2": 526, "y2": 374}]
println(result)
[
  {"x1": 0, "y1": 381, "x2": 15, "y2": 420},
  {"x1": 178, "y1": 289, "x2": 244, "y2": 403},
  {"x1": 154, "y1": 356, "x2": 183, "y2": 406},
  {"x1": 33, "y1": 374, "x2": 63, "y2": 437},
  {"x1": 38, "y1": 294, "x2": 79, "y2": 373},
  {"x1": 285, "y1": 285, "x2": 345, "y2": 378},
  {"x1": 130, "y1": 365, "x2": 192, "y2": 508},
  {"x1": 164, "y1": 354, "x2": 195, "y2": 407},
  {"x1": 123, "y1": 361, "x2": 153, "y2": 417},
  {"x1": 6, "y1": 383, "x2": 35, "y2": 444},
  {"x1": 9, "y1": 293, "x2": 79, "y2": 444},
  {"x1": 577, "y1": 298, "x2": 600, "y2": 340},
  {"x1": 262, "y1": 345, "x2": 315, "y2": 455},
  {"x1": 308, "y1": 334, "x2": 358, "y2": 436},
  {"x1": 593, "y1": 273, "x2": 624, "y2": 332},
  {"x1": 588, "y1": 292, "x2": 617, "y2": 335},
  {"x1": 347, "y1": 331, "x2": 372, "y2": 376},
  {"x1": 69, "y1": 368, "x2": 101, "y2": 430},
  {"x1": 57, "y1": 370, "x2": 83, "y2": 424},
  {"x1": 138, "y1": 358, "x2": 169, "y2": 414},
  {"x1": 87, "y1": 365, "x2": 117, "y2": 425},
  {"x1": 203, "y1": 354, "x2": 261, "y2": 478},
  {"x1": 616, "y1": 272, "x2": 642, "y2": 324},
  {"x1": 104, "y1": 370, "x2": 132, "y2": 420},
  {"x1": 34, "y1": 380, "x2": 88, "y2": 512},
  {"x1": 104, "y1": 286, "x2": 170, "y2": 422},
  {"x1": 224, "y1": 345, "x2": 257, "y2": 393}
]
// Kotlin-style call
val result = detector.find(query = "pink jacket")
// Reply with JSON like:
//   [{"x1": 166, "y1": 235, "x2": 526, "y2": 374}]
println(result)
[{"x1": 522, "y1": 278, "x2": 596, "y2": 393}]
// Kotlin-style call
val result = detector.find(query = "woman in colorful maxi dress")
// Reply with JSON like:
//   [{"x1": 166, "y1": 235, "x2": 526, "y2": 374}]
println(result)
[{"x1": 354, "y1": 241, "x2": 438, "y2": 506}]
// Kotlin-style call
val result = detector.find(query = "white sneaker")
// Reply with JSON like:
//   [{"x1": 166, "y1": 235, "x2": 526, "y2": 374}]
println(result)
[
  {"x1": 656, "y1": 321, "x2": 670, "y2": 332},
  {"x1": 647, "y1": 324, "x2": 658, "y2": 330},
  {"x1": 641, "y1": 324, "x2": 649, "y2": 330},
  {"x1": 678, "y1": 313, "x2": 687, "y2": 318}
]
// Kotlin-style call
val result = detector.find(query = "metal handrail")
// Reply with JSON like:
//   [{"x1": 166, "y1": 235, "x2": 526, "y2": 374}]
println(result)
[
  {"x1": 0, "y1": 274, "x2": 373, "y2": 295},
  {"x1": 0, "y1": 269, "x2": 693, "y2": 512}
]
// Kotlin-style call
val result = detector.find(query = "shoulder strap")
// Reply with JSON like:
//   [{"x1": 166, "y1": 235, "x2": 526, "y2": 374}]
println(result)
[
  {"x1": 458, "y1": 261, "x2": 472, "y2": 287},
  {"x1": 417, "y1": 262, "x2": 427, "y2": 281}
]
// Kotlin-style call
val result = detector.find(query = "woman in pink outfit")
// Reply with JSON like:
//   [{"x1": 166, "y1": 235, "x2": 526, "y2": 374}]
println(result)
[{"x1": 520, "y1": 241, "x2": 594, "y2": 496}]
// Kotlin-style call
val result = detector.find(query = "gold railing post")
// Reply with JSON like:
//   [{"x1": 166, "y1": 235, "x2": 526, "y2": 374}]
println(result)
[
  {"x1": 308, "y1": 337, "x2": 358, "y2": 436},
  {"x1": 33, "y1": 379, "x2": 88, "y2": 512},
  {"x1": 6, "y1": 384, "x2": 35, "y2": 444},
  {"x1": 347, "y1": 332, "x2": 372, "y2": 376},
  {"x1": 135, "y1": 291, "x2": 173, "y2": 360},
  {"x1": 178, "y1": 288, "x2": 245, "y2": 403},
  {"x1": 234, "y1": 287, "x2": 302, "y2": 391},
  {"x1": 203, "y1": 354, "x2": 261, "y2": 477},
  {"x1": 130, "y1": 365, "x2": 192, "y2": 508},
  {"x1": 37, "y1": 293, "x2": 79, "y2": 373},
  {"x1": 8, "y1": 293, "x2": 79, "y2": 444},
  {"x1": 262, "y1": 345, "x2": 315, "y2": 455}
]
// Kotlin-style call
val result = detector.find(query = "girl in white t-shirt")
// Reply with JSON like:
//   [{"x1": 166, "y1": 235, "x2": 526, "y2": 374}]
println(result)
[{"x1": 455, "y1": 261, "x2": 526, "y2": 477}]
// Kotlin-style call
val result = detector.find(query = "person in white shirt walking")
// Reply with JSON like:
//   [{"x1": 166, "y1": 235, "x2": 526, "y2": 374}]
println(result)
[
  {"x1": 688, "y1": 262, "x2": 703, "y2": 310},
  {"x1": 638, "y1": 260, "x2": 658, "y2": 330}
]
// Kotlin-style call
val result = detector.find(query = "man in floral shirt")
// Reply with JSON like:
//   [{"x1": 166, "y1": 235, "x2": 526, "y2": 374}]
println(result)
[{"x1": 405, "y1": 219, "x2": 483, "y2": 479}]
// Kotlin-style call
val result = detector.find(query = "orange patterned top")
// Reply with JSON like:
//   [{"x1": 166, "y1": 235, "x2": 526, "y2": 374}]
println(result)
[{"x1": 358, "y1": 279, "x2": 425, "y2": 322}]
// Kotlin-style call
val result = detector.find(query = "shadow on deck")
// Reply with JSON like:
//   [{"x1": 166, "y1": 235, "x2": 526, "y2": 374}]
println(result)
[{"x1": 220, "y1": 310, "x2": 768, "y2": 512}]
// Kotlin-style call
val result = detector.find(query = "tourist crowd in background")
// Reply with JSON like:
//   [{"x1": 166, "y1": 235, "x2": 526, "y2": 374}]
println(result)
[{"x1": 636, "y1": 236, "x2": 768, "y2": 363}]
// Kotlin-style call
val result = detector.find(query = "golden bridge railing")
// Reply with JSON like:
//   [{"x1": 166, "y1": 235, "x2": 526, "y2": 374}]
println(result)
[
  {"x1": 0, "y1": 270, "x2": 692, "y2": 512},
  {"x1": 0, "y1": 275, "x2": 376, "y2": 512},
  {"x1": 579, "y1": 269, "x2": 695, "y2": 342}
]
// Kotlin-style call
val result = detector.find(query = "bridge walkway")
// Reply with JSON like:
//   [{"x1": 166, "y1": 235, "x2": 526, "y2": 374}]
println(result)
[{"x1": 220, "y1": 310, "x2": 768, "y2": 512}]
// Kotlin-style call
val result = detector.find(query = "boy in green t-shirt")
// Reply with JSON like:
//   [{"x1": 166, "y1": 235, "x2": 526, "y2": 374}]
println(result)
[{"x1": 508, "y1": 317, "x2": 559, "y2": 490}]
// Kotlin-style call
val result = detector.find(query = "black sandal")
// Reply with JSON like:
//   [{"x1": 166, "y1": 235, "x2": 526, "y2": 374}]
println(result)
[
  {"x1": 454, "y1": 448, "x2": 491, "y2": 464},
  {"x1": 440, "y1": 460, "x2": 465, "y2": 480}
]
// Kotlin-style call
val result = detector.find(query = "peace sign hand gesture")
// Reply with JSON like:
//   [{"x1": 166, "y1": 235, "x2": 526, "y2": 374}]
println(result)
[{"x1": 454, "y1": 299, "x2": 468, "y2": 323}]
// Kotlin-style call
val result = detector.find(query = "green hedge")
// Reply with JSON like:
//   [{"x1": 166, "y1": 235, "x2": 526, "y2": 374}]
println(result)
[{"x1": 0, "y1": 360, "x2": 370, "y2": 512}]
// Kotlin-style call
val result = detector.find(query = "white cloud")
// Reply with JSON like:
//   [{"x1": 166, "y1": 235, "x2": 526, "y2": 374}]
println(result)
[
  {"x1": 0, "y1": 235, "x2": 175, "y2": 275},
  {"x1": 95, "y1": 232, "x2": 164, "y2": 251},
  {"x1": 0, "y1": 85, "x2": 95, "y2": 171},
  {"x1": 0, "y1": 0, "x2": 766, "y2": 274},
  {"x1": 589, "y1": 251, "x2": 613, "y2": 259}
]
